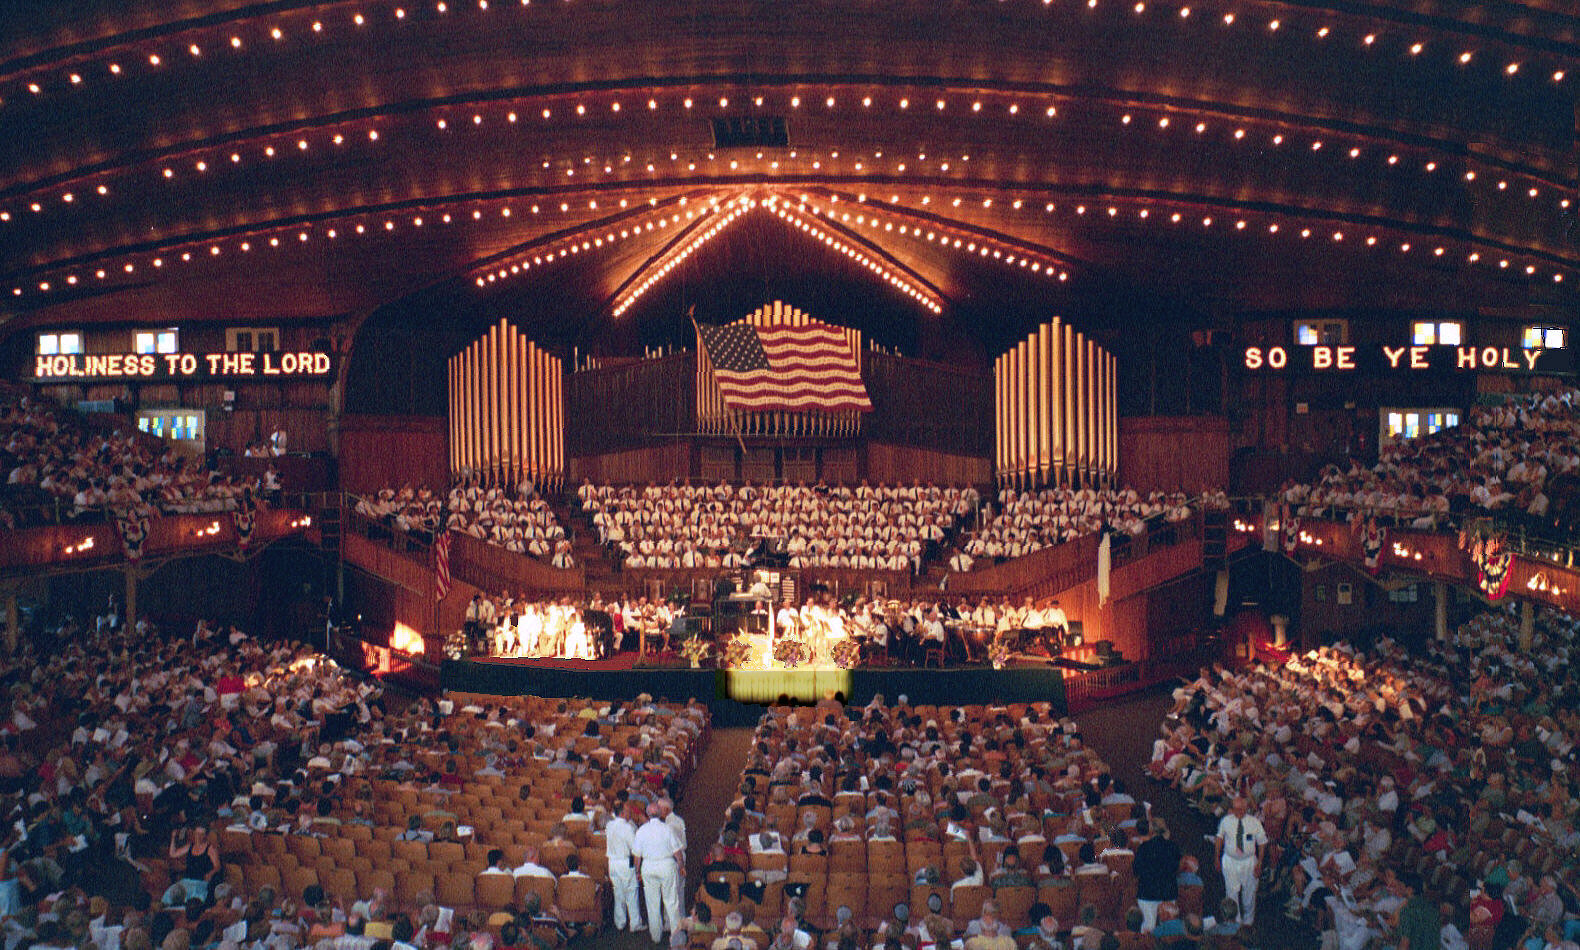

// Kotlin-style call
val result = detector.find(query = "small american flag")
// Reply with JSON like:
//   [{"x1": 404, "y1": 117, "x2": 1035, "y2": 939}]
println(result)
[
  {"x1": 433, "y1": 531, "x2": 453, "y2": 602},
  {"x1": 697, "y1": 320, "x2": 872, "y2": 413}
]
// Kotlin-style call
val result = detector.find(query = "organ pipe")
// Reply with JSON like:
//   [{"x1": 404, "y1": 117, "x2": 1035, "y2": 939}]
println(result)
[
  {"x1": 447, "y1": 319, "x2": 564, "y2": 489},
  {"x1": 992, "y1": 319, "x2": 1119, "y2": 489}
]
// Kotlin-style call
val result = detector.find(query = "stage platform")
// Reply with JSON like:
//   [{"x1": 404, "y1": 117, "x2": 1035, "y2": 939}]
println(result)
[{"x1": 439, "y1": 653, "x2": 1067, "y2": 716}]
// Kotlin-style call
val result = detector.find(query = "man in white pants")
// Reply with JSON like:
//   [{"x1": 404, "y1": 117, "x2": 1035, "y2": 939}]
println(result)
[
  {"x1": 605, "y1": 802, "x2": 643, "y2": 934},
  {"x1": 1214, "y1": 796, "x2": 1267, "y2": 927},
  {"x1": 633, "y1": 802, "x2": 683, "y2": 943}
]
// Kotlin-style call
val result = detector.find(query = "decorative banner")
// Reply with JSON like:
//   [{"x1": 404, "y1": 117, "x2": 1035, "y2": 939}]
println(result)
[
  {"x1": 32, "y1": 351, "x2": 332, "y2": 382},
  {"x1": 231, "y1": 508, "x2": 255, "y2": 548},
  {"x1": 1242, "y1": 344, "x2": 1571, "y2": 375},
  {"x1": 1361, "y1": 518, "x2": 1386, "y2": 572},
  {"x1": 115, "y1": 510, "x2": 150, "y2": 560},
  {"x1": 433, "y1": 531, "x2": 453, "y2": 603}
]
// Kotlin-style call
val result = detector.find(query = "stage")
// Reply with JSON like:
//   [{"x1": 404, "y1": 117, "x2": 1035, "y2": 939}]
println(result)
[{"x1": 439, "y1": 651, "x2": 1068, "y2": 714}]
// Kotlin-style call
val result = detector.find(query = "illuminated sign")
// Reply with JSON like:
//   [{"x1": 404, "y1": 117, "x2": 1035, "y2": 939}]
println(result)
[
  {"x1": 32, "y1": 351, "x2": 331, "y2": 382},
  {"x1": 1242, "y1": 345, "x2": 1572, "y2": 374}
]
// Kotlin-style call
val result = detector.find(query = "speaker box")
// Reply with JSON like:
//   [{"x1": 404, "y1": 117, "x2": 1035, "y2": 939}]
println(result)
[{"x1": 1094, "y1": 639, "x2": 1115, "y2": 659}]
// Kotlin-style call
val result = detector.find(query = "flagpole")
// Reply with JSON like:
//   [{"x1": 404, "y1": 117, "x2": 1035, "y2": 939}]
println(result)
[{"x1": 692, "y1": 307, "x2": 747, "y2": 454}]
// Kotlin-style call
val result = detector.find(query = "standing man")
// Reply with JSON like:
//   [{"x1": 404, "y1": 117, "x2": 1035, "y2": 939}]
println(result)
[
  {"x1": 1132, "y1": 818, "x2": 1181, "y2": 933},
  {"x1": 1214, "y1": 796, "x2": 1267, "y2": 928},
  {"x1": 606, "y1": 802, "x2": 644, "y2": 935},
  {"x1": 658, "y1": 798, "x2": 688, "y2": 869},
  {"x1": 633, "y1": 802, "x2": 683, "y2": 943}
]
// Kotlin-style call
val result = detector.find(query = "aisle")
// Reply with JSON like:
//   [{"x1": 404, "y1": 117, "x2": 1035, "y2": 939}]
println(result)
[{"x1": 1078, "y1": 686, "x2": 1317, "y2": 949}]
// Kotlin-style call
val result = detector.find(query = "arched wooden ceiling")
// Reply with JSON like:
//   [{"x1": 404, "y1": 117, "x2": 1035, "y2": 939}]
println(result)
[{"x1": 0, "y1": 0, "x2": 1574, "y2": 348}]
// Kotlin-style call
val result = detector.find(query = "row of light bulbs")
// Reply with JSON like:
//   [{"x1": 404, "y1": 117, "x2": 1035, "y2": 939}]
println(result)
[
  {"x1": 11, "y1": 166, "x2": 1571, "y2": 303},
  {"x1": 797, "y1": 193, "x2": 1072, "y2": 283},
  {"x1": 474, "y1": 193, "x2": 716, "y2": 290},
  {"x1": 611, "y1": 199, "x2": 757, "y2": 318},
  {"x1": 5, "y1": 0, "x2": 1567, "y2": 113},
  {"x1": 4, "y1": 85, "x2": 1569, "y2": 230},
  {"x1": 13, "y1": 190, "x2": 683, "y2": 298},
  {"x1": 768, "y1": 201, "x2": 945, "y2": 314}
]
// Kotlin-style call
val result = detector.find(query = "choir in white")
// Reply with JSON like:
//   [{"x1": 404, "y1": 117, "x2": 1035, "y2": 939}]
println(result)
[
  {"x1": 577, "y1": 480, "x2": 977, "y2": 572},
  {"x1": 463, "y1": 592, "x2": 677, "y2": 660},
  {"x1": 355, "y1": 479, "x2": 575, "y2": 567},
  {"x1": 961, "y1": 486, "x2": 1201, "y2": 565}
]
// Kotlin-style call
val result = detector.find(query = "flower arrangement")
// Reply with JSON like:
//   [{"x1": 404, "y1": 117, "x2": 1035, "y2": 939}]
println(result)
[
  {"x1": 721, "y1": 634, "x2": 754, "y2": 670},
  {"x1": 830, "y1": 639, "x2": 862, "y2": 670},
  {"x1": 988, "y1": 634, "x2": 1012, "y2": 670},
  {"x1": 679, "y1": 637, "x2": 712, "y2": 667},
  {"x1": 773, "y1": 636, "x2": 811, "y2": 669}
]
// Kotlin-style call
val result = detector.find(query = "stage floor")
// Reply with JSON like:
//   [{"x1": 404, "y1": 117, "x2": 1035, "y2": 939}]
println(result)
[{"x1": 444, "y1": 652, "x2": 1069, "y2": 712}]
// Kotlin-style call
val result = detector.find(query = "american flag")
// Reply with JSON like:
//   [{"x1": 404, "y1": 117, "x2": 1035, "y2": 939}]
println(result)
[
  {"x1": 433, "y1": 531, "x2": 452, "y2": 602},
  {"x1": 697, "y1": 320, "x2": 872, "y2": 413}
]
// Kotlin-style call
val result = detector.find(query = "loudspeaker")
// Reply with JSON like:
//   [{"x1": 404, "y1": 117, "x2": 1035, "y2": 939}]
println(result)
[{"x1": 1094, "y1": 639, "x2": 1116, "y2": 659}]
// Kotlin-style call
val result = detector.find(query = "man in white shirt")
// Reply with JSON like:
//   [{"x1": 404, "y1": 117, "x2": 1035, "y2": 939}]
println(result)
[
  {"x1": 1214, "y1": 797, "x2": 1268, "y2": 927},
  {"x1": 633, "y1": 803, "x2": 683, "y2": 943},
  {"x1": 512, "y1": 846, "x2": 556, "y2": 879},
  {"x1": 658, "y1": 798, "x2": 687, "y2": 867},
  {"x1": 606, "y1": 803, "x2": 644, "y2": 934}
]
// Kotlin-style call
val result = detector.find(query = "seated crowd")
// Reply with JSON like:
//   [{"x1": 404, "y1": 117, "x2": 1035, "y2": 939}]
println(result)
[
  {"x1": 663, "y1": 698, "x2": 1213, "y2": 950},
  {"x1": 1, "y1": 392, "x2": 263, "y2": 529},
  {"x1": 956, "y1": 488, "x2": 1201, "y2": 570},
  {"x1": 1281, "y1": 385, "x2": 1580, "y2": 531},
  {"x1": 355, "y1": 479, "x2": 572, "y2": 568},
  {"x1": 1155, "y1": 603, "x2": 1580, "y2": 950},
  {"x1": 576, "y1": 481, "x2": 978, "y2": 573},
  {"x1": 0, "y1": 609, "x2": 709, "y2": 950}
]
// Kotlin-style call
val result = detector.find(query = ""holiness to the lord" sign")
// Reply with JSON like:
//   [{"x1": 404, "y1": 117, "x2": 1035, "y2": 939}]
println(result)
[
  {"x1": 1243, "y1": 345, "x2": 1572, "y2": 375},
  {"x1": 32, "y1": 351, "x2": 333, "y2": 382}
]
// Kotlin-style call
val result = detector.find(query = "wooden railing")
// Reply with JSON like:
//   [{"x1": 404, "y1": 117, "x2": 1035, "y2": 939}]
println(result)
[
  {"x1": 603, "y1": 565, "x2": 920, "y2": 599},
  {"x1": 950, "y1": 512, "x2": 1202, "y2": 598},
  {"x1": 447, "y1": 531, "x2": 584, "y2": 596},
  {"x1": 0, "y1": 506, "x2": 312, "y2": 575},
  {"x1": 1260, "y1": 514, "x2": 1580, "y2": 613}
]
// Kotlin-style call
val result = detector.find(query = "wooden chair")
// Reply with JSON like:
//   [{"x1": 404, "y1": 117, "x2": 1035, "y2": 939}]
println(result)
[
  {"x1": 830, "y1": 839, "x2": 866, "y2": 872},
  {"x1": 475, "y1": 872, "x2": 516, "y2": 910},
  {"x1": 867, "y1": 874, "x2": 909, "y2": 926},
  {"x1": 392, "y1": 839, "x2": 430, "y2": 865},
  {"x1": 514, "y1": 873, "x2": 557, "y2": 910},
  {"x1": 282, "y1": 866, "x2": 320, "y2": 900},
  {"x1": 1039, "y1": 880, "x2": 1078, "y2": 928},
  {"x1": 911, "y1": 884, "x2": 951, "y2": 919},
  {"x1": 322, "y1": 867, "x2": 359, "y2": 905},
  {"x1": 951, "y1": 884, "x2": 991, "y2": 923},
  {"x1": 394, "y1": 869, "x2": 437, "y2": 905},
  {"x1": 356, "y1": 868, "x2": 397, "y2": 898},
  {"x1": 1176, "y1": 883, "x2": 1204, "y2": 919},
  {"x1": 286, "y1": 835, "x2": 322, "y2": 862},
  {"x1": 429, "y1": 841, "x2": 466, "y2": 867},
  {"x1": 556, "y1": 876, "x2": 603, "y2": 929},
  {"x1": 245, "y1": 863, "x2": 284, "y2": 894},
  {"x1": 433, "y1": 871, "x2": 475, "y2": 910},
  {"x1": 995, "y1": 885, "x2": 1037, "y2": 929},
  {"x1": 824, "y1": 874, "x2": 867, "y2": 930}
]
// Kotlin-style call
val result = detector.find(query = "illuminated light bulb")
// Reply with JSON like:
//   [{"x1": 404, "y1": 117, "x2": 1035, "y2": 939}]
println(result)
[
  {"x1": 791, "y1": 96, "x2": 800, "y2": 107},
  {"x1": 1464, "y1": 171, "x2": 1475, "y2": 180},
  {"x1": 1222, "y1": 12, "x2": 1233, "y2": 23},
  {"x1": 1236, "y1": 220, "x2": 1246, "y2": 229},
  {"x1": 1272, "y1": 134, "x2": 1283, "y2": 145},
  {"x1": 163, "y1": 168, "x2": 173, "y2": 178},
  {"x1": 1300, "y1": 228, "x2": 1311, "y2": 238},
  {"x1": 1196, "y1": 122, "x2": 1206, "y2": 133},
  {"x1": 1348, "y1": 147, "x2": 1360, "y2": 158},
  {"x1": 38, "y1": 282, "x2": 49, "y2": 291},
  {"x1": 1077, "y1": 205, "x2": 1086, "y2": 214},
  {"x1": 472, "y1": 114, "x2": 481, "y2": 124},
  {"x1": 355, "y1": 225, "x2": 365, "y2": 234},
  {"x1": 312, "y1": 20, "x2": 322, "y2": 30},
  {"x1": 70, "y1": 73, "x2": 82, "y2": 84},
  {"x1": 1234, "y1": 128, "x2": 1244, "y2": 139},
  {"x1": 1528, "y1": 187, "x2": 1538, "y2": 197},
  {"x1": 1179, "y1": 6, "x2": 1189, "y2": 16},
  {"x1": 1410, "y1": 42, "x2": 1422, "y2": 54},
  {"x1": 578, "y1": 103, "x2": 587, "y2": 114},
  {"x1": 1202, "y1": 217, "x2": 1212, "y2": 226},
  {"x1": 648, "y1": 98, "x2": 657, "y2": 109},
  {"x1": 1366, "y1": 236, "x2": 1377, "y2": 245},
  {"x1": 62, "y1": 192, "x2": 73, "y2": 202},
  {"x1": 1556, "y1": 274, "x2": 1564, "y2": 282},
  {"x1": 271, "y1": 27, "x2": 283, "y2": 38},
  {"x1": 1498, "y1": 259, "x2": 1508, "y2": 268},
  {"x1": 1506, "y1": 63, "x2": 1519, "y2": 75},
  {"x1": 1268, "y1": 18, "x2": 1279, "y2": 30},
  {"x1": 1170, "y1": 212, "x2": 1181, "y2": 222},
  {"x1": 1268, "y1": 224, "x2": 1278, "y2": 233},
  {"x1": 354, "y1": 13, "x2": 365, "y2": 24},
  {"x1": 1139, "y1": 209, "x2": 1149, "y2": 218},
  {"x1": 1363, "y1": 34, "x2": 1375, "y2": 45},
  {"x1": 1009, "y1": 103, "x2": 1019, "y2": 114},
  {"x1": 1046, "y1": 105, "x2": 1056, "y2": 117},
  {"x1": 936, "y1": 99, "x2": 946, "y2": 109},
  {"x1": 1122, "y1": 114, "x2": 1131, "y2": 124},
  {"x1": 123, "y1": 263, "x2": 134, "y2": 272},
  {"x1": 1425, "y1": 161, "x2": 1436, "y2": 171},
  {"x1": 1497, "y1": 180, "x2": 1506, "y2": 190},
  {"x1": 149, "y1": 54, "x2": 160, "y2": 65},
  {"x1": 1434, "y1": 247, "x2": 1444, "y2": 255},
  {"x1": 368, "y1": 130, "x2": 378, "y2": 140},
  {"x1": 1468, "y1": 253, "x2": 1480, "y2": 262},
  {"x1": 1316, "y1": 26, "x2": 1329, "y2": 37},
  {"x1": 0, "y1": 212, "x2": 8, "y2": 221},
  {"x1": 1158, "y1": 117, "x2": 1169, "y2": 128},
  {"x1": 1133, "y1": 2, "x2": 1143, "y2": 12},
  {"x1": 542, "y1": 108, "x2": 550, "y2": 118},
  {"x1": 1459, "y1": 51, "x2": 1472, "y2": 63},
  {"x1": 1312, "y1": 140, "x2": 1322, "y2": 150},
  {"x1": 1401, "y1": 243, "x2": 1410, "y2": 251},
  {"x1": 1555, "y1": 71, "x2": 1565, "y2": 82},
  {"x1": 1526, "y1": 265, "x2": 1536, "y2": 274},
  {"x1": 109, "y1": 63, "x2": 121, "y2": 73}
]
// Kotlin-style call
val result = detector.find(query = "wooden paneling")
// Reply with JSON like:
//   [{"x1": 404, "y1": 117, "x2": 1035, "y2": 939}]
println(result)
[
  {"x1": 447, "y1": 531, "x2": 584, "y2": 596},
  {"x1": 566, "y1": 355, "x2": 693, "y2": 458},
  {"x1": 864, "y1": 353, "x2": 993, "y2": 458},
  {"x1": 0, "y1": 508, "x2": 309, "y2": 575},
  {"x1": 1118, "y1": 416, "x2": 1230, "y2": 494},
  {"x1": 339, "y1": 414, "x2": 449, "y2": 494},
  {"x1": 343, "y1": 532, "x2": 434, "y2": 595},
  {"x1": 866, "y1": 444, "x2": 991, "y2": 486},
  {"x1": 568, "y1": 443, "x2": 691, "y2": 484}
]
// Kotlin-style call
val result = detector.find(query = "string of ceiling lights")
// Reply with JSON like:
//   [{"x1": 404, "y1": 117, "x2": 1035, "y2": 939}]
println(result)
[
  {"x1": 3, "y1": 0, "x2": 1568, "y2": 112},
  {"x1": 1, "y1": 83, "x2": 1569, "y2": 227},
  {"x1": 8, "y1": 156, "x2": 1572, "y2": 303}
]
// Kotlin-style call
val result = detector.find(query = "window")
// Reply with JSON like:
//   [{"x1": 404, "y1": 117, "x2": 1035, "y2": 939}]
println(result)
[
  {"x1": 136, "y1": 410, "x2": 203, "y2": 445},
  {"x1": 226, "y1": 327, "x2": 279, "y2": 352},
  {"x1": 135, "y1": 329, "x2": 178, "y2": 354},
  {"x1": 1412, "y1": 320, "x2": 1463, "y2": 346},
  {"x1": 37, "y1": 331, "x2": 83, "y2": 355},
  {"x1": 1382, "y1": 407, "x2": 1461, "y2": 444},
  {"x1": 1387, "y1": 585, "x2": 1419, "y2": 603},
  {"x1": 1294, "y1": 320, "x2": 1348, "y2": 345},
  {"x1": 1522, "y1": 326, "x2": 1567, "y2": 349}
]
